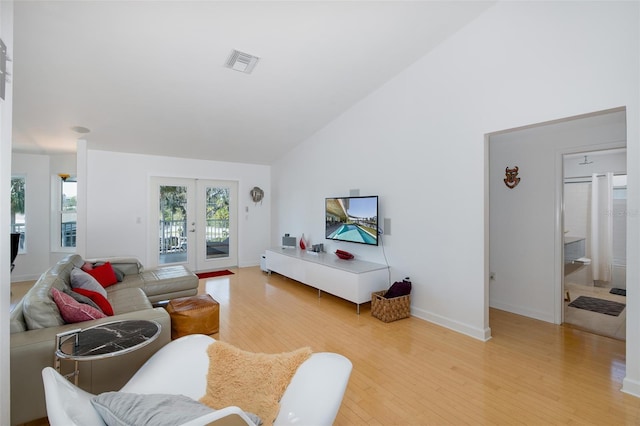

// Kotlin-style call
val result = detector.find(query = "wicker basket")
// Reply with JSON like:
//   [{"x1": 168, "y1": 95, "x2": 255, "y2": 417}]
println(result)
[{"x1": 371, "y1": 290, "x2": 410, "y2": 323}]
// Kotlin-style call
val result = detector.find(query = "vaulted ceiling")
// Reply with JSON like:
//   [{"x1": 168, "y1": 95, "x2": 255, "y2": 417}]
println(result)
[{"x1": 11, "y1": 1, "x2": 494, "y2": 165}]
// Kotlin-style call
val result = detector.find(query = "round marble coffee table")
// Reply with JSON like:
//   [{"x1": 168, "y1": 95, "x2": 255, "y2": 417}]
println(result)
[{"x1": 55, "y1": 319, "x2": 161, "y2": 385}]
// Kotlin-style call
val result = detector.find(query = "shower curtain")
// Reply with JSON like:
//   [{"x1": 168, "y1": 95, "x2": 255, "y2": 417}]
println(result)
[{"x1": 590, "y1": 172, "x2": 613, "y2": 282}]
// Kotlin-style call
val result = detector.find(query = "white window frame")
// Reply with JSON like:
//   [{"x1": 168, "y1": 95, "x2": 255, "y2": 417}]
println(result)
[
  {"x1": 51, "y1": 174, "x2": 77, "y2": 253},
  {"x1": 11, "y1": 174, "x2": 27, "y2": 254}
]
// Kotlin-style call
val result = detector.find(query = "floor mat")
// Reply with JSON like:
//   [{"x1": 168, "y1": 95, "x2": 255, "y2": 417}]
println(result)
[
  {"x1": 196, "y1": 270, "x2": 234, "y2": 279},
  {"x1": 609, "y1": 288, "x2": 626, "y2": 297},
  {"x1": 568, "y1": 295, "x2": 626, "y2": 316}
]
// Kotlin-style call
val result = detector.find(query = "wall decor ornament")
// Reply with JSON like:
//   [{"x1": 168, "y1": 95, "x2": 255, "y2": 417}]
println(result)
[
  {"x1": 250, "y1": 186, "x2": 264, "y2": 204},
  {"x1": 504, "y1": 166, "x2": 520, "y2": 189}
]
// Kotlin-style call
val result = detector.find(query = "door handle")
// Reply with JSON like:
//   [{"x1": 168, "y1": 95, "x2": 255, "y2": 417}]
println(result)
[{"x1": 189, "y1": 229, "x2": 195, "y2": 232}]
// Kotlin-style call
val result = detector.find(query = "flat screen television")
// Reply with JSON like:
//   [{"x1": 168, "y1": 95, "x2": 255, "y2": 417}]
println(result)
[{"x1": 325, "y1": 195, "x2": 378, "y2": 246}]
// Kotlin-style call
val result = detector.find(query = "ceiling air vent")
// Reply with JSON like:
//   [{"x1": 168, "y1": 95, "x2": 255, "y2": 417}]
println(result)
[{"x1": 225, "y1": 49, "x2": 260, "y2": 74}]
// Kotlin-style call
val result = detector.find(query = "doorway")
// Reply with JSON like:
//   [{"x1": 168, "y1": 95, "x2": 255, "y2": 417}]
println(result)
[
  {"x1": 563, "y1": 149, "x2": 627, "y2": 339},
  {"x1": 149, "y1": 177, "x2": 238, "y2": 272},
  {"x1": 488, "y1": 107, "x2": 627, "y2": 327}
]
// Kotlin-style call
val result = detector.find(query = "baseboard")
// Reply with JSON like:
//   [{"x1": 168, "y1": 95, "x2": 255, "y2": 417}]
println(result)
[
  {"x1": 411, "y1": 307, "x2": 492, "y2": 342},
  {"x1": 10, "y1": 273, "x2": 40, "y2": 283},
  {"x1": 489, "y1": 299, "x2": 556, "y2": 324},
  {"x1": 622, "y1": 377, "x2": 640, "y2": 398}
]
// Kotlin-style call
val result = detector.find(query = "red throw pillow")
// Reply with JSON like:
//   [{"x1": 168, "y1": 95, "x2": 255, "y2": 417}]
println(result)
[
  {"x1": 87, "y1": 262, "x2": 118, "y2": 288},
  {"x1": 72, "y1": 288, "x2": 115, "y2": 316}
]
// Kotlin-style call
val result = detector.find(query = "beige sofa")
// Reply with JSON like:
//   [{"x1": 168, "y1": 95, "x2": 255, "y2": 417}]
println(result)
[{"x1": 9, "y1": 254, "x2": 199, "y2": 425}]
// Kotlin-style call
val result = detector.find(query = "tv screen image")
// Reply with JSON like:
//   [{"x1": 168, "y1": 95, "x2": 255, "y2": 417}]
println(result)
[{"x1": 325, "y1": 196, "x2": 378, "y2": 246}]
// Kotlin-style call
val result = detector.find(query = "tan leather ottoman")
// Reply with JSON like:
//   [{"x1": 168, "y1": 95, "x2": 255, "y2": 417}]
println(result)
[{"x1": 166, "y1": 294, "x2": 219, "y2": 339}]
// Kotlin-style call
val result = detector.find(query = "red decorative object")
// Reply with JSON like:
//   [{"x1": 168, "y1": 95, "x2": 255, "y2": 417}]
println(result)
[
  {"x1": 300, "y1": 233, "x2": 306, "y2": 250},
  {"x1": 335, "y1": 250, "x2": 354, "y2": 260}
]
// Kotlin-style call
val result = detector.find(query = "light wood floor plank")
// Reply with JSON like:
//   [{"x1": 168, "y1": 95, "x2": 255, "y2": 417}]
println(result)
[
  {"x1": 198, "y1": 266, "x2": 640, "y2": 425},
  {"x1": 10, "y1": 267, "x2": 640, "y2": 425}
]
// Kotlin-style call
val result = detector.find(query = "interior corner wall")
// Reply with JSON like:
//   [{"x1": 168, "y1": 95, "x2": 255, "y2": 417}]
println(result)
[
  {"x1": 271, "y1": 0, "x2": 639, "y2": 346},
  {"x1": 9, "y1": 153, "x2": 77, "y2": 282},
  {"x1": 84, "y1": 150, "x2": 271, "y2": 268},
  {"x1": 0, "y1": 1, "x2": 13, "y2": 423},
  {"x1": 10, "y1": 153, "x2": 50, "y2": 282}
]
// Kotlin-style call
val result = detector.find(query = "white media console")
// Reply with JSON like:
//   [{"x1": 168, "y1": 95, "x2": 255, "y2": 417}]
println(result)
[{"x1": 265, "y1": 248, "x2": 389, "y2": 314}]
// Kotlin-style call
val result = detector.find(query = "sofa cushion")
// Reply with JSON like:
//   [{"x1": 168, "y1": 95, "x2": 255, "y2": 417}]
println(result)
[
  {"x1": 108, "y1": 288, "x2": 153, "y2": 314},
  {"x1": 73, "y1": 288, "x2": 114, "y2": 316},
  {"x1": 139, "y1": 265, "x2": 199, "y2": 297},
  {"x1": 51, "y1": 288, "x2": 106, "y2": 323},
  {"x1": 9, "y1": 298, "x2": 27, "y2": 333},
  {"x1": 50, "y1": 254, "x2": 85, "y2": 287},
  {"x1": 22, "y1": 274, "x2": 66, "y2": 329},
  {"x1": 70, "y1": 268, "x2": 108, "y2": 298},
  {"x1": 86, "y1": 257, "x2": 144, "y2": 276}
]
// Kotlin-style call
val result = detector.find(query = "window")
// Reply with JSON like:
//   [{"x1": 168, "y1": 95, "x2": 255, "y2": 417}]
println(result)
[
  {"x1": 54, "y1": 175, "x2": 77, "y2": 250},
  {"x1": 10, "y1": 175, "x2": 26, "y2": 253}
]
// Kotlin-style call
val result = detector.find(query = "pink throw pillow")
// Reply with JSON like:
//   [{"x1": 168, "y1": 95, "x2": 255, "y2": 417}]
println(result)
[{"x1": 51, "y1": 287, "x2": 107, "y2": 323}]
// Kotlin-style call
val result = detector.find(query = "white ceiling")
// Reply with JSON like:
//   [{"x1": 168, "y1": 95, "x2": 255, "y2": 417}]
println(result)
[{"x1": 11, "y1": 1, "x2": 494, "y2": 165}]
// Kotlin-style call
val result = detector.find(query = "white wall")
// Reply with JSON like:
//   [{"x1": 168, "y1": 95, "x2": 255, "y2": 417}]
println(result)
[
  {"x1": 11, "y1": 153, "x2": 50, "y2": 281},
  {"x1": 83, "y1": 150, "x2": 271, "y2": 268},
  {"x1": 0, "y1": 1, "x2": 13, "y2": 423},
  {"x1": 272, "y1": 0, "x2": 639, "y2": 369},
  {"x1": 10, "y1": 153, "x2": 77, "y2": 281}
]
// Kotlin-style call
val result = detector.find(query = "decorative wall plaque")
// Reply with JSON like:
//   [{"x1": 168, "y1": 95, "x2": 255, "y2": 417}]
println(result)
[{"x1": 504, "y1": 166, "x2": 520, "y2": 189}]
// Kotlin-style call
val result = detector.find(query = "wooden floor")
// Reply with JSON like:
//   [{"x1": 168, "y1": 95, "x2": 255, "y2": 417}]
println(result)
[
  {"x1": 12, "y1": 267, "x2": 640, "y2": 425},
  {"x1": 200, "y1": 266, "x2": 640, "y2": 425}
]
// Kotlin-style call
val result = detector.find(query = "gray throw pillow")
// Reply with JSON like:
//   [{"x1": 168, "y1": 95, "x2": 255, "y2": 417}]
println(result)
[
  {"x1": 62, "y1": 287, "x2": 102, "y2": 312},
  {"x1": 91, "y1": 392, "x2": 262, "y2": 426},
  {"x1": 92, "y1": 392, "x2": 214, "y2": 426},
  {"x1": 112, "y1": 266, "x2": 125, "y2": 282},
  {"x1": 70, "y1": 268, "x2": 108, "y2": 298}
]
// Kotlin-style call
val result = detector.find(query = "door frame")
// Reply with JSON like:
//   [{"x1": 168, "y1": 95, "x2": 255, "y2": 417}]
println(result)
[{"x1": 147, "y1": 177, "x2": 238, "y2": 272}]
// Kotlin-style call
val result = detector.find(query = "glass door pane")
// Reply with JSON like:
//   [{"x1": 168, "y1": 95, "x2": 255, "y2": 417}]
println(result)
[
  {"x1": 158, "y1": 184, "x2": 188, "y2": 265},
  {"x1": 205, "y1": 186, "x2": 230, "y2": 259},
  {"x1": 196, "y1": 179, "x2": 237, "y2": 271}
]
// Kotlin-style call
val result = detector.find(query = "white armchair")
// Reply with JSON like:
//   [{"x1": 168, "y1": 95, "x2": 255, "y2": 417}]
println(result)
[{"x1": 42, "y1": 334, "x2": 352, "y2": 426}]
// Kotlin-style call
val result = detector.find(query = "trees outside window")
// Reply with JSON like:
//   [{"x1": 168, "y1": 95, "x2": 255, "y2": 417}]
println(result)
[{"x1": 10, "y1": 176, "x2": 26, "y2": 252}]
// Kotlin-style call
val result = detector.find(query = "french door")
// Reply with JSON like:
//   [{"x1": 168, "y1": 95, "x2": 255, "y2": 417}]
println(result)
[{"x1": 149, "y1": 177, "x2": 238, "y2": 272}]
